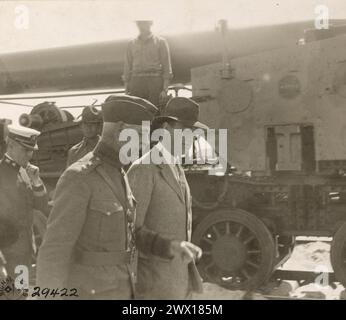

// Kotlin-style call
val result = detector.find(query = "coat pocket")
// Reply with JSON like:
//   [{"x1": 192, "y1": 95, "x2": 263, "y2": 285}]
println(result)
[
  {"x1": 88, "y1": 200, "x2": 126, "y2": 246},
  {"x1": 89, "y1": 200, "x2": 123, "y2": 216}
]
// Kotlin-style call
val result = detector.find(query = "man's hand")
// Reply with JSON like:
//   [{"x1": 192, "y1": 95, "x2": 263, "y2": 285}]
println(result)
[
  {"x1": 26, "y1": 163, "x2": 42, "y2": 187},
  {"x1": 169, "y1": 240, "x2": 202, "y2": 264}
]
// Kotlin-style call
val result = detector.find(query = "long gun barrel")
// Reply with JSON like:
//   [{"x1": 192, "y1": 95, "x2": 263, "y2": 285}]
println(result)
[
  {"x1": 1, "y1": 20, "x2": 345, "y2": 96},
  {"x1": 0, "y1": 20, "x2": 336, "y2": 96}
]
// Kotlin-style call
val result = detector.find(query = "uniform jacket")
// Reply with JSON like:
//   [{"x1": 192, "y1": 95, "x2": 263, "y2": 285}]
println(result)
[
  {"x1": 127, "y1": 144, "x2": 202, "y2": 299},
  {"x1": 0, "y1": 155, "x2": 48, "y2": 279},
  {"x1": 66, "y1": 136, "x2": 100, "y2": 167},
  {"x1": 36, "y1": 142, "x2": 174, "y2": 299}
]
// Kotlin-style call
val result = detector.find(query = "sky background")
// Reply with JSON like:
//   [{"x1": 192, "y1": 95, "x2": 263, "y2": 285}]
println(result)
[
  {"x1": 0, "y1": 0, "x2": 345, "y2": 123},
  {"x1": 0, "y1": 0, "x2": 345, "y2": 54}
]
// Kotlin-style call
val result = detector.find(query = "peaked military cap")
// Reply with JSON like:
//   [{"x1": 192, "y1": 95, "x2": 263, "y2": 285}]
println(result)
[
  {"x1": 102, "y1": 95, "x2": 158, "y2": 125},
  {"x1": 153, "y1": 97, "x2": 209, "y2": 130},
  {"x1": 7, "y1": 124, "x2": 40, "y2": 150}
]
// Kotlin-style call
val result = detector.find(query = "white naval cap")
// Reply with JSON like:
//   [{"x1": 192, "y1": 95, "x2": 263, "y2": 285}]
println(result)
[{"x1": 7, "y1": 124, "x2": 40, "y2": 150}]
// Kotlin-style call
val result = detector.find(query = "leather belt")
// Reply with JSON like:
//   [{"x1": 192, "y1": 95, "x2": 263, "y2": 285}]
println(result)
[
  {"x1": 74, "y1": 248, "x2": 131, "y2": 266},
  {"x1": 132, "y1": 71, "x2": 162, "y2": 77}
]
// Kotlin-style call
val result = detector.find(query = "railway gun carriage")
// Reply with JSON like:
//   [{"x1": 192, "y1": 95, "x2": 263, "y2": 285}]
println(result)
[
  {"x1": 187, "y1": 27, "x2": 346, "y2": 290},
  {"x1": 1, "y1": 22, "x2": 346, "y2": 291}
]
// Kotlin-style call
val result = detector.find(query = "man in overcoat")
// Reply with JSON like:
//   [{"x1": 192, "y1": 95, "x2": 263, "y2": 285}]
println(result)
[{"x1": 128, "y1": 97, "x2": 206, "y2": 299}]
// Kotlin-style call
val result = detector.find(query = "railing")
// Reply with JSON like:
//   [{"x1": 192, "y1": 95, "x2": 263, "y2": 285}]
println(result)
[{"x1": 0, "y1": 84, "x2": 192, "y2": 109}]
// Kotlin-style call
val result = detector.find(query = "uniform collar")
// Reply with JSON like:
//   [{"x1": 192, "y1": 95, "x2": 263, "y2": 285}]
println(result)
[
  {"x1": 93, "y1": 141, "x2": 123, "y2": 169},
  {"x1": 2, "y1": 154, "x2": 21, "y2": 171},
  {"x1": 137, "y1": 32, "x2": 154, "y2": 42}
]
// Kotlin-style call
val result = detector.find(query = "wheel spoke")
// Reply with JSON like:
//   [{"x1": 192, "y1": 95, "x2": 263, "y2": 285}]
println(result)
[
  {"x1": 241, "y1": 269, "x2": 251, "y2": 280},
  {"x1": 246, "y1": 260, "x2": 260, "y2": 269},
  {"x1": 203, "y1": 250, "x2": 211, "y2": 256},
  {"x1": 235, "y1": 225, "x2": 244, "y2": 238},
  {"x1": 247, "y1": 249, "x2": 261, "y2": 254},
  {"x1": 212, "y1": 225, "x2": 221, "y2": 238},
  {"x1": 243, "y1": 235, "x2": 255, "y2": 245},
  {"x1": 225, "y1": 222, "x2": 231, "y2": 235}
]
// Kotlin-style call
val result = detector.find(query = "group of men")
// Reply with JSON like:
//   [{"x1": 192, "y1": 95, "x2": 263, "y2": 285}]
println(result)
[
  {"x1": 0, "y1": 94, "x2": 206, "y2": 300},
  {"x1": 0, "y1": 21, "x2": 205, "y2": 299},
  {"x1": 0, "y1": 19, "x2": 209, "y2": 300}
]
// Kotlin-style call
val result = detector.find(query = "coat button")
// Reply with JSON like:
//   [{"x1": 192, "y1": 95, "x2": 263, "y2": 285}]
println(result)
[
  {"x1": 91, "y1": 289, "x2": 95, "y2": 294},
  {"x1": 106, "y1": 211, "x2": 111, "y2": 216}
]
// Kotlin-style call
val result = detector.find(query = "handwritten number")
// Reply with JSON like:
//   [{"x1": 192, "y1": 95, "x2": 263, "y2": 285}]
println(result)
[
  {"x1": 60, "y1": 288, "x2": 68, "y2": 297},
  {"x1": 32, "y1": 286, "x2": 40, "y2": 298},
  {"x1": 69, "y1": 288, "x2": 78, "y2": 297}
]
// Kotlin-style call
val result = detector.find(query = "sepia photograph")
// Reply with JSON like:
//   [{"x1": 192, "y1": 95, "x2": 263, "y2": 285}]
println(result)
[{"x1": 0, "y1": 0, "x2": 346, "y2": 307}]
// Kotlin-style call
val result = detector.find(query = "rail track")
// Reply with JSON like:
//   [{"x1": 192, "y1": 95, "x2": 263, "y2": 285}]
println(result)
[{"x1": 248, "y1": 268, "x2": 344, "y2": 300}]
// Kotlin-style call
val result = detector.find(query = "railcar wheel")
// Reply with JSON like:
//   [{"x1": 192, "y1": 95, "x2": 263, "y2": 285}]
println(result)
[
  {"x1": 331, "y1": 222, "x2": 346, "y2": 287},
  {"x1": 192, "y1": 209, "x2": 276, "y2": 290}
]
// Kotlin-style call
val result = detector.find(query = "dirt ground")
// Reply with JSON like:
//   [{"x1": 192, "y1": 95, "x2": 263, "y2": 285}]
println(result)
[{"x1": 193, "y1": 240, "x2": 346, "y2": 300}]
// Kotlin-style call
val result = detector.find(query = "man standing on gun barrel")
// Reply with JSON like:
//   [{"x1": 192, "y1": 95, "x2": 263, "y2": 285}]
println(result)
[
  {"x1": 36, "y1": 95, "x2": 196, "y2": 299},
  {"x1": 123, "y1": 20, "x2": 173, "y2": 110}
]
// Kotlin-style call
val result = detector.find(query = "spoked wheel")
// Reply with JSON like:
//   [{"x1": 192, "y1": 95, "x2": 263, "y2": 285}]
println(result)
[
  {"x1": 192, "y1": 209, "x2": 276, "y2": 290},
  {"x1": 331, "y1": 222, "x2": 346, "y2": 287}
]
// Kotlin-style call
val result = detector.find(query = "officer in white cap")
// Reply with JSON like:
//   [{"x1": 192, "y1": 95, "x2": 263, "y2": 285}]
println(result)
[{"x1": 0, "y1": 124, "x2": 49, "y2": 298}]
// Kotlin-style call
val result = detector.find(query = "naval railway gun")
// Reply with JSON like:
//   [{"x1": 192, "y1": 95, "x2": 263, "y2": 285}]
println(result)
[
  {"x1": 1, "y1": 24, "x2": 346, "y2": 292},
  {"x1": 185, "y1": 28, "x2": 346, "y2": 291}
]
